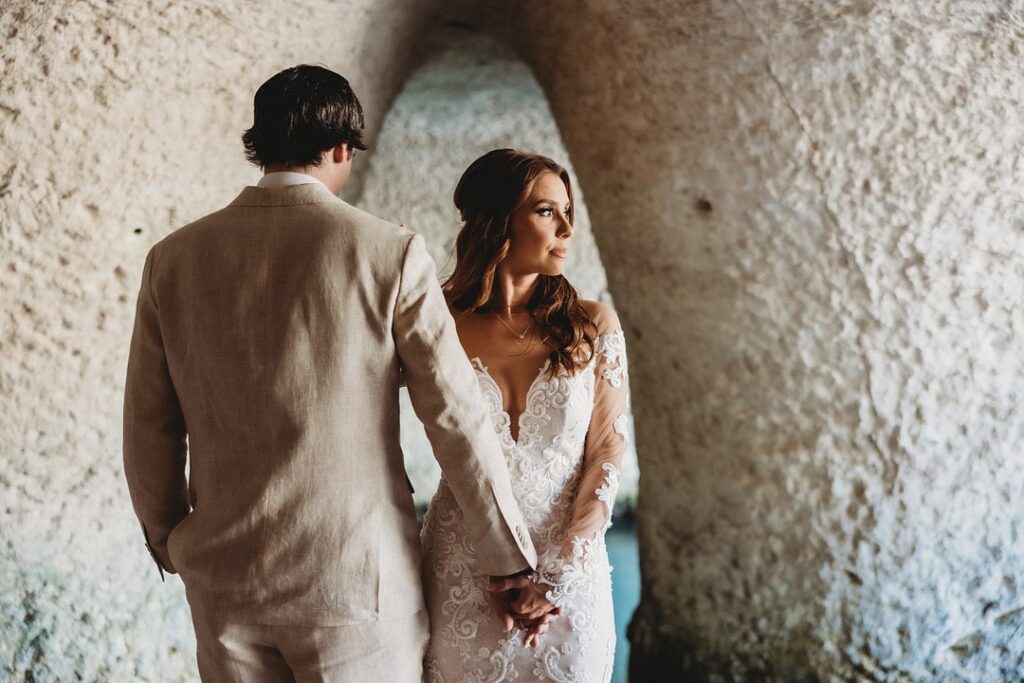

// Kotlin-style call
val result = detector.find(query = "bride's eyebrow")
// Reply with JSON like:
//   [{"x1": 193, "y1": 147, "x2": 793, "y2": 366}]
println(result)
[{"x1": 531, "y1": 199, "x2": 571, "y2": 208}]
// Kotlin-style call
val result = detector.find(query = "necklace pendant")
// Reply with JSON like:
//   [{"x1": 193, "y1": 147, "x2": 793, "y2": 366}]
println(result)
[{"x1": 495, "y1": 312, "x2": 531, "y2": 340}]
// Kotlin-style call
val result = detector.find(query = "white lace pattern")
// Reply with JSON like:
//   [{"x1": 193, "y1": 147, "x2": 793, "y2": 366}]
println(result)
[{"x1": 422, "y1": 330, "x2": 629, "y2": 682}]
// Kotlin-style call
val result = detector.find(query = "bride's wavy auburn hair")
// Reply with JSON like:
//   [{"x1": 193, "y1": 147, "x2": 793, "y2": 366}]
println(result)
[{"x1": 444, "y1": 149, "x2": 597, "y2": 376}]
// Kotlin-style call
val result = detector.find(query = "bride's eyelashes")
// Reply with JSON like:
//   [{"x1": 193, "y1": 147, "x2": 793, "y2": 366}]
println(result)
[{"x1": 537, "y1": 206, "x2": 571, "y2": 219}]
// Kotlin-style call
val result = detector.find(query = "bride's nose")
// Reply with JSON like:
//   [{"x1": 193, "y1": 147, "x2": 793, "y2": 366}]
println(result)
[{"x1": 557, "y1": 215, "x2": 573, "y2": 239}]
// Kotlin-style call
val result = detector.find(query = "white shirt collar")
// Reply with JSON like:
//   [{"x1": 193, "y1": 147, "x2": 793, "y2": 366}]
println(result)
[{"x1": 257, "y1": 171, "x2": 326, "y2": 189}]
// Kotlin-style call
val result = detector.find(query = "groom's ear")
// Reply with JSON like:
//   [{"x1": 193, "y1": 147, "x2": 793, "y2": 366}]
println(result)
[{"x1": 332, "y1": 143, "x2": 353, "y2": 163}]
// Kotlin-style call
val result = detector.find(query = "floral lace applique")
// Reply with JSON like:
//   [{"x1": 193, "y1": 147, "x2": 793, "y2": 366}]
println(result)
[
  {"x1": 472, "y1": 357, "x2": 518, "y2": 452},
  {"x1": 423, "y1": 331, "x2": 626, "y2": 682},
  {"x1": 518, "y1": 371, "x2": 570, "y2": 450},
  {"x1": 612, "y1": 415, "x2": 629, "y2": 444},
  {"x1": 594, "y1": 463, "x2": 621, "y2": 523},
  {"x1": 595, "y1": 331, "x2": 627, "y2": 388}
]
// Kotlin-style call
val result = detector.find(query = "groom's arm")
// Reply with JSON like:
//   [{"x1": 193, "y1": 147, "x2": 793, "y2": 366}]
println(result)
[
  {"x1": 123, "y1": 245, "x2": 190, "y2": 579},
  {"x1": 392, "y1": 234, "x2": 537, "y2": 576}
]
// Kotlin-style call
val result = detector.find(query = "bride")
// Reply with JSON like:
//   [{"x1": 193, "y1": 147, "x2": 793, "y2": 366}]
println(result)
[{"x1": 421, "y1": 149, "x2": 630, "y2": 682}]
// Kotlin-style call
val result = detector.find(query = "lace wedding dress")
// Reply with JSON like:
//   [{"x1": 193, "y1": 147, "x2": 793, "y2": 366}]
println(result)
[{"x1": 421, "y1": 323, "x2": 630, "y2": 683}]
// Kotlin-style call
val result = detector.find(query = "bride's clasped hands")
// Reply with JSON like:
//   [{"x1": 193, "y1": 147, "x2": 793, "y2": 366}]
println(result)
[{"x1": 487, "y1": 572, "x2": 563, "y2": 648}]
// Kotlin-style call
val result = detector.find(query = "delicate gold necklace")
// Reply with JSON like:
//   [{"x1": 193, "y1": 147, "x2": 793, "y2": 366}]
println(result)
[{"x1": 494, "y1": 308, "x2": 532, "y2": 340}]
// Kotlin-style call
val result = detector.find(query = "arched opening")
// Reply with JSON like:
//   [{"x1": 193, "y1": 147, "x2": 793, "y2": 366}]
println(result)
[{"x1": 352, "y1": 20, "x2": 641, "y2": 681}]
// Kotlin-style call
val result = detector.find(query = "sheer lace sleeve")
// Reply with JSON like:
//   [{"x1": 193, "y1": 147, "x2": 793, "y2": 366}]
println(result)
[{"x1": 534, "y1": 307, "x2": 630, "y2": 606}]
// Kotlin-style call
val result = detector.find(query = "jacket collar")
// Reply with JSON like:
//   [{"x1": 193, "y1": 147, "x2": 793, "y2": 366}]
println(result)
[{"x1": 228, "y1": 182, "x2": 345, "y2": 208}]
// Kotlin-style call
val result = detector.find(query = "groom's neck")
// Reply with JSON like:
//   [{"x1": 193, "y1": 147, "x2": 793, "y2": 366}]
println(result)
[
  {"x1": 263, "y1": 163, "x2": 344, "y2": 195},
  {"x1": 264, "y1": 163, "x2": 321, "y2": 178}
]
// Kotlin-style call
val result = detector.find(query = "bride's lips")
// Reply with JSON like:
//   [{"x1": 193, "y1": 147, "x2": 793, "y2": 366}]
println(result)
[{"x1": 550, "y1": 248, "x2": 568, "y2": 259}]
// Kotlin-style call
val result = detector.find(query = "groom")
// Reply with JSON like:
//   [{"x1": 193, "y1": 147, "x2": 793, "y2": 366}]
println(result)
[{"x1": 123, "y1": 64, "x2": 546, "y2": 681}]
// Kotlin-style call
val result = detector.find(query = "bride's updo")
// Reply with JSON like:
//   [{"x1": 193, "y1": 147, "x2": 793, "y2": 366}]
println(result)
[{"x1": 444, "y1": 148, "x2": 597, "y2": 376}]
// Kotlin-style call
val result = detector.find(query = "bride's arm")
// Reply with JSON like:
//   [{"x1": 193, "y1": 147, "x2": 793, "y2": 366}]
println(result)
[{"x1": 535, "y1": 303, "x2": 631, "y2": 604}]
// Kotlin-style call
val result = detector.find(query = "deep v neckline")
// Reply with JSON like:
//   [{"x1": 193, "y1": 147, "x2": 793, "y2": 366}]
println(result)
[{"x1": 471, "y1": 357, "x2": 551, "y2": 447}]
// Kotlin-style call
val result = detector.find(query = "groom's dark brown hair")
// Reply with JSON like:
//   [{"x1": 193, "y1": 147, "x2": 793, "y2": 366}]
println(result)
[{"x1": 242, "y1": 64, "x2": 368, "y2": 168}]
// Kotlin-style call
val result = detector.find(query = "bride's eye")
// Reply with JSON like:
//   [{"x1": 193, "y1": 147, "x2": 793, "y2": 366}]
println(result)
[{"x1": 538, "y1": 207, "x2": 554, "y2": 217}]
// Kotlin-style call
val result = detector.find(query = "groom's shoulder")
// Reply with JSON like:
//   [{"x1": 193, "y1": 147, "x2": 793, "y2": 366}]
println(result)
[
  {"x1": 323, "y1": 202, "x2": 417, "y2": 267},
  {"x1": 329, "y1": 200, "x2": 412, "y2": 243},
  {"x1": 157, "y1": 191, "x2": 413, "y2": 253},
  {"x1": 156, "y1": 202, "x2": 238, "y2": 249}
]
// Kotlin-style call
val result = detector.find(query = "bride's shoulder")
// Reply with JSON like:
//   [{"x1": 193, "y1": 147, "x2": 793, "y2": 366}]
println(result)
[{"x1": 579, "y1": 300, "x2": 621, "y2": 335}]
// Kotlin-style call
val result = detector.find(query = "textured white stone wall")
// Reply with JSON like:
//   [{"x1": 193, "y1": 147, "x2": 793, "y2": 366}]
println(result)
[
  {"x1": 352, "y1": 26, "x2": 638, "y2": 506},
  {"x1": 4, "y1": 0, "x2": 1024, "y2": 680},
  {"x1": 504, "y1": 1, "x2": 1024, "y2": 680}
]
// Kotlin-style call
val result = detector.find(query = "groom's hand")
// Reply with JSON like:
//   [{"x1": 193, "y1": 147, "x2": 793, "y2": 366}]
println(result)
[
  {"x1": 486, "y1": 570, "x2": 531, "y2": 634},
  {"x1": 517, "y1": 606, "x2": 561, "y2": 648},
  {"x1": 487, "y1": 575, "x2": 562, "y2": 647},
  {"x1": 495, "y1": 577, "x2": 554, "y2": 621}
]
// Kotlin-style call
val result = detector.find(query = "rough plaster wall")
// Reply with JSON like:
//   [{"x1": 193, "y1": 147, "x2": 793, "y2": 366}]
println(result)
[
  {"x1": 4, "y1": 0, "x2": 1024, "y2": 681},
  {"x1": 502, "y1": 1, "x2": 1024, "y2": 680},
  {"x1": 351, "y1": 26, "x2": 639, "y2": 506},
  {"x1": 0, "y1": 1, "x2": 432, "y2": 678}
]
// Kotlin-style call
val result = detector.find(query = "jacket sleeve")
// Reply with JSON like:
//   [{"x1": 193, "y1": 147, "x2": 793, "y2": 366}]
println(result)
[
  {"x1": 534, "y1": 307, "x2": 630, "y2": 606},
  {"x1": 392, "y1": 234, "x2": 537, "y2": 575},
  {"x1": 122, "y1": 245, "x2": 189, "y2": 578}
]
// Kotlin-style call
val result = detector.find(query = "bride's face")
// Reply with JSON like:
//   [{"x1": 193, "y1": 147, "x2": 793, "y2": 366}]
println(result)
[{"x1": 503, "y1": 172, "x2": 573, "y2": 277}]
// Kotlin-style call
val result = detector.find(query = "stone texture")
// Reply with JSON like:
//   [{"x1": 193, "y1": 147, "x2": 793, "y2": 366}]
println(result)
[
  {"x1": 500, "y1": 1, "x2": 1024, "y2": 680},
  {"x1": 3, "y1": 0, "x2": 1024, "y2": 681}
]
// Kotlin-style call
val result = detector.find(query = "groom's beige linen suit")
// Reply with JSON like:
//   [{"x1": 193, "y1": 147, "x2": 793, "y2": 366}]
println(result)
[{"x1": 123, "y1": 179, "x2": 537, "y2": 681}]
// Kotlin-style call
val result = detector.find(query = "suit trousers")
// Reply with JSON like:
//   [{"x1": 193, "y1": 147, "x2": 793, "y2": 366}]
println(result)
[{"x1": 188, "y1": 600, "x2": 429, "y2": 683}]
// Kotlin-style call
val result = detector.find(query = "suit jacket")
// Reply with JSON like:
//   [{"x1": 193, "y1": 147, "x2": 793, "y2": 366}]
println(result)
[{"x1": 123, "y1": 182, "x2": 537, "y2": 626}]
